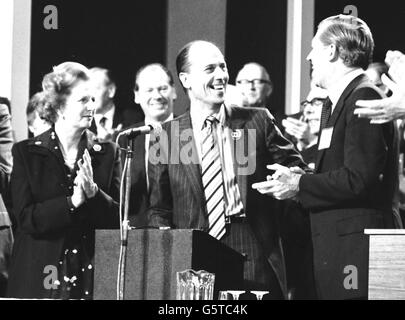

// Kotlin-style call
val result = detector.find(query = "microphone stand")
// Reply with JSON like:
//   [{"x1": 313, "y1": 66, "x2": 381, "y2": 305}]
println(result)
[{"x1": 117, "y1": 135, "x2": 135, "y2": 300}]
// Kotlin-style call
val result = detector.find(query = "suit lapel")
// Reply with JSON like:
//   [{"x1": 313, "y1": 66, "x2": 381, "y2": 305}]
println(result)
[
  {"x1": 177, "y1": 112, "x2": 205, "y2": 205},
  {"x1": 225, "y1": 105, "x2": 249, "y2": 209},
  {"x1": 135, "y1": 125, "x2": 147, "y2": 185},
  {"x1": 85, "y1": 130, "x2": 106, "y2": 170},
  {"x1": 315, "y1": 74, "x2": 366, "y2": 171},
  {"x1": 27, "y1": 128, "x2": 54, "y2": 151},
  {"x1": 28, "y1": 128, "x2": 66, "y2": 173},
  {"x1": 112, "y1": 108, "x2": 123, "y2": 129},
  {"x1": 176, "y1": 106, "x2": 250, "y2": 210}
]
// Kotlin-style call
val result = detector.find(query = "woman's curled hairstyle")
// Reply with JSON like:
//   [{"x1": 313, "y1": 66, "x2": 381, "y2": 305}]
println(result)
[{"x1": 41, "y1": 62, "x2": 90, "y2": 123}]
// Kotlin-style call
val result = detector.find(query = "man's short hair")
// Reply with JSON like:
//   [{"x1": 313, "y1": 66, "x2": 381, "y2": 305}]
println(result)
[
  {"x1": 317, "y1": 14, "x2": 374, "y2": 70},
  {"x1": 176, "y1": 40, "x2": 221, "y2": 74},
  {"x1": 89, "y1": 67, "x2": 116, "y2": 87},
  {"x1": 134, "y1": 63, "x2": 174, "y2": 91},
  {"x1": 176, "y1": 42, "x2": 195, "y2": 76}
]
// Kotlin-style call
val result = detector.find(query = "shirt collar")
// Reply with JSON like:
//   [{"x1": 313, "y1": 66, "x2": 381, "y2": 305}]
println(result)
[
  {"x1": 191, "y1": 104, "x2": 226, "y2": 131},
  {"x1": 328, "y1": 68, "x2": 364, "y2": 106},
  {"x1": 144, "y1": 113, "x2": 174, "y2": 126}
]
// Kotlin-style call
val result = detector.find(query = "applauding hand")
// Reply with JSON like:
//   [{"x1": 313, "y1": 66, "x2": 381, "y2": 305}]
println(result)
[
  {"x1": 252, "y1": 164, "x2": 302, "y2": 200},
  {"x1": 76, "y1": 149, "x2": 98, "y2": 199},
  {"x1": 354, "y1": 50, "x2": 405, "y2": 123},
  {"x1": 282, "y1": 117, "x2": 315, "y2": 149}
]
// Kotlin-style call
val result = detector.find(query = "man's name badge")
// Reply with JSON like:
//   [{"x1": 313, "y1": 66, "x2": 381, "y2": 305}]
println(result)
[
  {"x1": 231, "y1": 129, "x2": 242, "y2": 140},
  {"x1": 318, "y1": 127, "x2": 334, "y2": 150}
]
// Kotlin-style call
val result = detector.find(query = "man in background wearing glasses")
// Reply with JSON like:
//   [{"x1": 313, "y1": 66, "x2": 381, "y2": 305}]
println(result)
[
  {"x1": 282, "y1": 85, "x2": 328, "y2": 169},
  {"x1": 235, "y1": 63, "x2": 273, "y2": 109}
]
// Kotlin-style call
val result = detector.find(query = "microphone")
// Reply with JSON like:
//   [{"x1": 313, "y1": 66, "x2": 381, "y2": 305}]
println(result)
[{"x1": 118, "y1": 123, "x2": 162, "y2": 139}]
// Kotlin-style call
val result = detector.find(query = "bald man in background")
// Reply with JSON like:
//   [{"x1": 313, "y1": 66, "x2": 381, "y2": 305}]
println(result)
[{"x1": 235, "y1": 63, "x2": 273, "y2": 109}]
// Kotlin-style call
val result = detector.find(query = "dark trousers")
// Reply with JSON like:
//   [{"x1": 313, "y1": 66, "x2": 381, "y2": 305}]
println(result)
[
  {"x1": 280, "y1": 201, "x2": 317, "y2": 300},
  {"x1": 220, "y1": 219, "x2": 283, "y2": 300}
]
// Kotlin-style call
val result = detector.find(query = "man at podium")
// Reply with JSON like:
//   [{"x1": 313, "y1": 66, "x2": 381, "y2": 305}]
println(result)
[{"x1": 147, "y1": 40, "x2": 305, "y2": 299}]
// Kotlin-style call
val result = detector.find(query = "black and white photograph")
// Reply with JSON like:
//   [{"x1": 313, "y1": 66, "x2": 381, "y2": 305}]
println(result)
[{"x1": 1, "y1": 0, "x2": 405, "y2": 309}]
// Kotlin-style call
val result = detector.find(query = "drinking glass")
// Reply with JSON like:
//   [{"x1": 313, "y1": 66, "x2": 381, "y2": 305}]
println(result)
[
  {"x1": 227, "y1": 290, "x2": 245, "y2": 300},
  {"x1": 218, "y1": 291, "x2": 231, "y2": 300},
  {"x1": 176, "y1": 269, "x2": 215, "y2": 300},
  {"x1": 250, "y1": 290, "x2": 269, "y2": 300}
]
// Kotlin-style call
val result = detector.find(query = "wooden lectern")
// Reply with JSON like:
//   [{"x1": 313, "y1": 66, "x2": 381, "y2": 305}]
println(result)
[
  {"x1": 93, "y1": 229, "x2": 244, "y2": 300},
  {"x1": 365, "y1": 229, "x2": 405, "y2": 300}
]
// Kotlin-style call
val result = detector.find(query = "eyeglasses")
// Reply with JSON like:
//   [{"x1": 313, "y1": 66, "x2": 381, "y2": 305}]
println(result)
[
  {"x1": 236, "y1": 79, "x2": 271, "y2": 86},
  {"x1": 300, "y1": 98, "x2": 325, "y2": 107}
]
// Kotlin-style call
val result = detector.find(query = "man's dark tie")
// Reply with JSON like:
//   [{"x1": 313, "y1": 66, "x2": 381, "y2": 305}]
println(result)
[{"x1": 319, "y1": 97, "x2": 332, "y2": 131}]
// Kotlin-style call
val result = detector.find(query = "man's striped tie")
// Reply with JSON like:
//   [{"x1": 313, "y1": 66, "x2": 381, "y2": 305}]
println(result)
[{"x1": 201, "y1": 116, "x2": 226, "y2": 240}]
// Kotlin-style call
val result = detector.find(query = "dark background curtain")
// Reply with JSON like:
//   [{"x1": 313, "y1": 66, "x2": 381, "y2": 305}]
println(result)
[
  {"x1": 30, "y1": 0, "x2": 405, "y2": 122},
  {"x1": 30, "y1": 0, "x2": 168, "y2": 123}
]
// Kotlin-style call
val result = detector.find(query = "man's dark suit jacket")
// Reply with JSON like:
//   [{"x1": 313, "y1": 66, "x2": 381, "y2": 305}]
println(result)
[
  {"x1": 298, "y1": 74, "x2": 398, "y2": 300},
  {"x1": 147, "y1": 105, "x2": 305, "y2": 297},
  {"x1": 7, "y1": 129, "x2": 120, "y2": 298},
  {"x1": 117, "y1": 122, "x2": 149, "y2": 227}
]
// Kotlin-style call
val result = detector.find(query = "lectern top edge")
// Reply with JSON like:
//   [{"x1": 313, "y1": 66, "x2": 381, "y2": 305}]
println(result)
[{"x1": 364, "y1": 229, "x2": 405, "y2": 235}]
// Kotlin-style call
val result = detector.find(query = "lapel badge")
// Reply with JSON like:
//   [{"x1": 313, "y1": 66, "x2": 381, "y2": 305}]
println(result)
[
  {"x1": 93, "y1": 144, "x2": 102, "y2": 152},
  {"x1": 34, "y1": 141, "x2": 42, "y2": 145},
  {"x1": 231, "y1": 129, "x2": 242, "y2": 140}
]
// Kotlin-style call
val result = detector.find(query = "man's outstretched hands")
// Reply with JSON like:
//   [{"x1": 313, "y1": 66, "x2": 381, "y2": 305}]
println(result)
[
  {"x1": 252, "y1": 164, "x2": 303, "y2": 200},
  {"x1": 354, "y1": 73, "x2": 405, "y2": 123}
]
